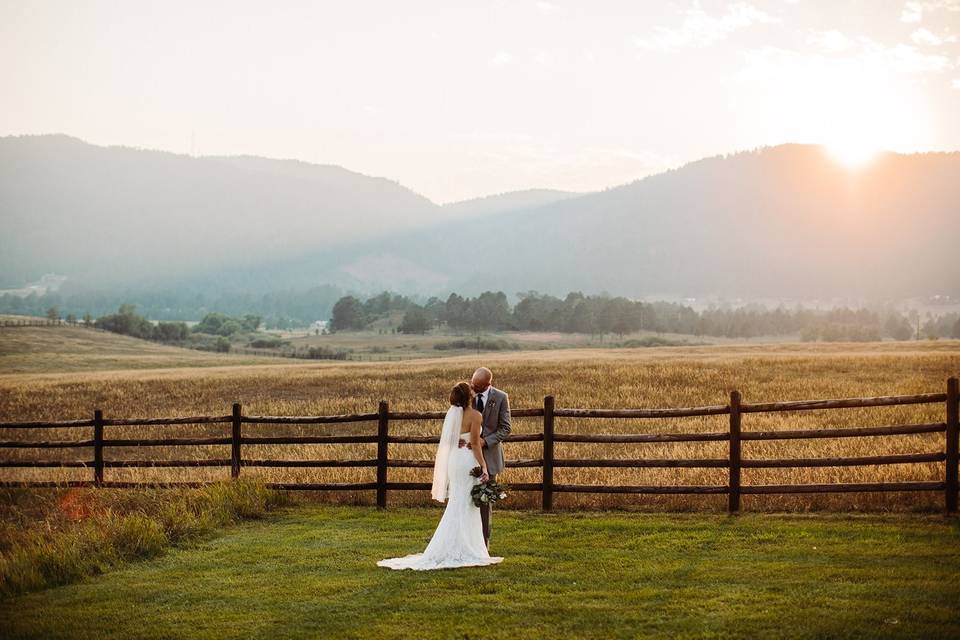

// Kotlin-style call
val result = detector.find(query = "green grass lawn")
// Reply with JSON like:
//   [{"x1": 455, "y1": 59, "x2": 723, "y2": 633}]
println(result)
[{"x1": 2, "y1": 506, "x2": 958, "y2": 639}]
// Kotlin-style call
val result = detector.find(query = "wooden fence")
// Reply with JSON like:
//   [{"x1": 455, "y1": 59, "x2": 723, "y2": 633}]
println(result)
[
  {"x1": 230, "y1": 347, "x2": 411, "y2": 362},
  {"x1": 0, "y1": 319, "x2": 92, "y2": 328},
  {"x1": 0, "y1": 378, "x2": 957, "y2": 513}
]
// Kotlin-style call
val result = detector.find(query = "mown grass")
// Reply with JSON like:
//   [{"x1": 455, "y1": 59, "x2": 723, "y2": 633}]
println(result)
[
  {"x1": 0, "y1": 479, "x2": 292, "y2": 597},
  {"x1": 1, "y1": 505, "x2": 958, "y2": 639}
]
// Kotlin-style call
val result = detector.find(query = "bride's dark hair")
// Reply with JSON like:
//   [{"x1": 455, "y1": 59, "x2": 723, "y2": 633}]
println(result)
[{"x1": 449, "y1": 381, "x2": 474, "y2": 408}]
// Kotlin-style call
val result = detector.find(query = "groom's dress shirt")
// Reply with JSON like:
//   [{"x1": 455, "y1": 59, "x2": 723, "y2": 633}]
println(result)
[
  {"x1": 476, "y1": 387, "x2": 490, "y2": 411},
  {"x1": 462, "y1": 387, "x2": 491, "y2": 449}
]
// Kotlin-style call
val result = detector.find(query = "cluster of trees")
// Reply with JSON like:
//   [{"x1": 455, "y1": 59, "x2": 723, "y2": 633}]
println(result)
[
  {"x1": 17, "y1": 288, "x2": 960, "y2": 344},
  {"x1": 191, "y1": 312, "x2": 261, "y2": 336},
  {"x1": 88, "y1": 305, "x2": 263, "y2": 351},
  {"x1": 93, "y1": 304, "x2": 190, "y2": 343},
  {"x1": 41, "y1": 306, "x2": 93, "y2": 326},
  {"x1": 0, "y1": 283, "x2": 344, "y2": 329},
  {"x1": 328, "y1": 292, "x2": 415, "y2": 331},
  {"x1": 329, "y1": 290, "x2": 960, "y2": 341},
  {"x1": 39, "y1": 303, "x2": 299, "y2": 356}
]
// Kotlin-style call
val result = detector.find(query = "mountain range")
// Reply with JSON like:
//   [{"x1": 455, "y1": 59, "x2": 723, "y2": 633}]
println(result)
[{"x1": 2, "y1": 134, "x2": 958, "y2": 301}]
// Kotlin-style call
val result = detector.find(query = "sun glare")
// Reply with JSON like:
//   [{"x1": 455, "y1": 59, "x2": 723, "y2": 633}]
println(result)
[{"x1": 826, "y1": 141, "x2": 879, "y2": 169}]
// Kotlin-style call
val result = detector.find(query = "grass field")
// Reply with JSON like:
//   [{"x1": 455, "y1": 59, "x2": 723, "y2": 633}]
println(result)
[
  {"x1": 1, "y1": 326, "x2": 958, "y2": 511},
  {"x1": 1, "y1": 505, "x2": 958, "y2": 639},
  {"x1": 275, "y1": 326, "x2": 717, "y2": 360},
  {"x1": 0, "y1": 320, "x2": 732, "y2": 370},
  {"x1": 0, "y1": 323, "x2": 290, "y2": 374}
]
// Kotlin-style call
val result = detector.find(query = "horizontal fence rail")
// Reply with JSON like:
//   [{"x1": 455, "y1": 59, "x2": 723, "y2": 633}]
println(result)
[{"x1": 0, "y1": 378, "x2": 957, "y2": 514}]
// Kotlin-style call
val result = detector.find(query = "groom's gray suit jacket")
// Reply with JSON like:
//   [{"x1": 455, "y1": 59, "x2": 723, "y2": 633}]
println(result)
[{"x1": 480, "y1": 386, "x2": 512, "y2": 476}]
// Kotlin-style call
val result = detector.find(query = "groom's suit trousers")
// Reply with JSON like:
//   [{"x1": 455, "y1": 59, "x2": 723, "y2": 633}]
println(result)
[{"x1": 480, "y1": 472, "x2": 495, "y2": 546}]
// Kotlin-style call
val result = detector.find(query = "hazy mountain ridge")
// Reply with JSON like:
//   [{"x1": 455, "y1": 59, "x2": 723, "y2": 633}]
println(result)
[
  {"x1": 0, "y1": 134, "x2": 442, "y2": 287},
  {"x1": 298, "y1": 144, "x2": 960, "y2": 299},
  {"x1": 441, "y1": 189, "x2": 583, "y2": 218},
  {"x1": 2, "y1": 135, "x2": 958, "y2": 300}
]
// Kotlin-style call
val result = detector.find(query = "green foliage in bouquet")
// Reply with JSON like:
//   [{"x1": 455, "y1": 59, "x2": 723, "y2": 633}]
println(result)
[
  {"x1": 469, "y1": 466, "x2": 508, "y2": 507},
  {"x1": 471, "y1": 480, "x2": 508, "y2": 507}
]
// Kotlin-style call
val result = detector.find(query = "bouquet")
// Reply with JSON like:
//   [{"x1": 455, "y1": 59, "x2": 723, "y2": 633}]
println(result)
[{"x1": 469, "y1": 466, "x2": 508, "y2": 508}]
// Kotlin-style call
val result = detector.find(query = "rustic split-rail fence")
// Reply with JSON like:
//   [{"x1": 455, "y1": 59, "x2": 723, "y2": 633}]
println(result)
[{"x1": 1, "y1": 378, "x2": 957, "y2": 513}]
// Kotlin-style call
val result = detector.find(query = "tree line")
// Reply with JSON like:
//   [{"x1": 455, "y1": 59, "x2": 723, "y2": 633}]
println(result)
[
  {"x1": 59, "y1": 304, "x2": 268, "y2": 352},
  {"x1": 10, "y1": 288, "x2": 960, "y2": 342},
  {"x1": 330, "y1": 290, "x2": 960, "y2": 341},
  {"x1": 0, "y1": 283, "x2": 343, "y2": 330}
]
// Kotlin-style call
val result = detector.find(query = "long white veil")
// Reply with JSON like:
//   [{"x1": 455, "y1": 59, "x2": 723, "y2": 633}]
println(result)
[{"x1": 431, "y1": 405, "x2": 463, "y2": 502}]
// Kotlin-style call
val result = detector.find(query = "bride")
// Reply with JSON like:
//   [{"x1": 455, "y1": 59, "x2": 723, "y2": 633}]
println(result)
[{"x1": 377, "y1": 381, "x2": 504, "y2": 570}]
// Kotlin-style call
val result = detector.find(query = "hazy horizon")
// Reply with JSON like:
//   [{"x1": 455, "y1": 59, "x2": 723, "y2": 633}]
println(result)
[
  {"x1": 3, "y1": 0, "x2": 960, "y2": 203},
  {"x1": 13, "y1": 130, "x2": 949, "y2": 205}
]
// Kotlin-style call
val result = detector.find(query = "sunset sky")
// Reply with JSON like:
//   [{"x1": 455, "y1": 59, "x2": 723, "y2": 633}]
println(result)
[{"x1": 2, "y1": 0, "x2": 959, "y2": 203}]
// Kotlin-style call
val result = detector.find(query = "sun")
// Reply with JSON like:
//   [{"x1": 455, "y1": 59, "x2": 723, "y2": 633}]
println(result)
[{"x1": 826, "y1": 140, "x2": 880, "y2": 169}]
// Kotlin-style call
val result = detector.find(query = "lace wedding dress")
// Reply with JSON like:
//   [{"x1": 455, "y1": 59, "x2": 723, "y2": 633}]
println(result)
[{"x1": 377, "y1": 406, "x2": 504, "y2": 570}]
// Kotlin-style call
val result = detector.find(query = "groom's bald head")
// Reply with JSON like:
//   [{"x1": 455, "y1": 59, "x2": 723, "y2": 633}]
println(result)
[{"x1": 471, "y1": 367, "x2": 493, "y2": 392}]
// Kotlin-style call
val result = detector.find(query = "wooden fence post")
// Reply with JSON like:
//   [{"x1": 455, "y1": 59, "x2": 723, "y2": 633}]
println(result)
[
  {"x1": 946, "y1": 377, "x2": 958, "y2": 514},
  {"x1": 542, "y1": 395, "x2": 555, "y2": 511},
  {"x1": 377, "y1": 400, "x2": 389, "y2": 508},
  {"x1": 231, "y1": 403, "x2": 242, "y2": 479},
  {"x1": 728, "y1": 390, "x2": 742, "y2": 513},
  {"x1": 93, "y1": 409, "x2": 104, "y2": 487}
]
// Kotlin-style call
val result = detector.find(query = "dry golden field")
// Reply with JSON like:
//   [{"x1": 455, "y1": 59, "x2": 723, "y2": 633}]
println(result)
[
  {"x1": 1, "y1": 325, "x2": 958, "y2": 512},
  {"x1": 0, "y1": 322, "x2": 291, "y2": 374}
]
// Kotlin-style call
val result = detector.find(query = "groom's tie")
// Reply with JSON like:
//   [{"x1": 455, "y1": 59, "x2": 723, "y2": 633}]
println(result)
[{"x1": 476, "y1": 394, "x2": 484, "y2": 413}]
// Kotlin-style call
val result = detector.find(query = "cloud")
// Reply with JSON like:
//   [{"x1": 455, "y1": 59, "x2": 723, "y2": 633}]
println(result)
[
  {"x1": 900, "y1": 0, "x2": 960, "y2": 23},
  {"x1": 806, "y1": 29, "x2": 854, "y2": 52},
  {"x1": 490, "y1": 51, "x2": 512, "y2": 66},
  {"x1": 800, "y1": 31, "x2": 952, "y2": 73},
  {"x1": 634, "y1": 1, "x2": 780, "y2": 51},
  {"x1": 877, "y1": 42, "x2": 952, "y2": 72},
  {"x1": 911, "y1": 28, "x2": 943, "y2": 45},
  {"x1": 535, "y1": 1, "x2": 561, "y2": 14},
  {"x1": 901, "y1": 1, "x2": 923, "y2": 22},
  {"x1": 952, "y1": 78, "x2": 960, "y2": 88},
  {"x1": 910, "y1": 27, "x2": 958, "y2": 45}
]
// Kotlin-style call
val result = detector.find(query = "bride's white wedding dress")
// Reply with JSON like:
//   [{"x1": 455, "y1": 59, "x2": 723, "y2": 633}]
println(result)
[{"x1": 377, "y1": 406, "x2": 504, "y2": 570}]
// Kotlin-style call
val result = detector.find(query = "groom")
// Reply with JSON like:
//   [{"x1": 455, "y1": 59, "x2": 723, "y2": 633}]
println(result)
[{"x1": 458, "y1": 366, "x2": 511, "y2": 550}]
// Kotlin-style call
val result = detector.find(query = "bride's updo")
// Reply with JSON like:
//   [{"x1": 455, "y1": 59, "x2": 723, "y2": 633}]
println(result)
[{"x1": 449, "y1": 381, "x2": 474, "y2": 409}]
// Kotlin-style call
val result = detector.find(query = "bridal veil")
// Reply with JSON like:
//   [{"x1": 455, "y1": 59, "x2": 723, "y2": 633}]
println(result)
[{"x1": 431, "y1": 405, "x2": 463, "y2": 502}]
